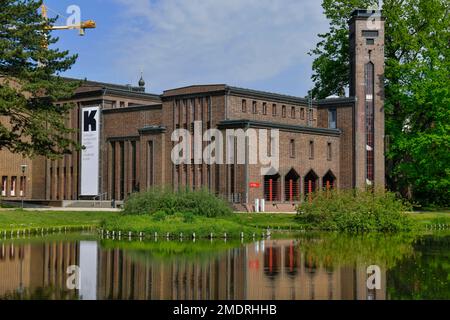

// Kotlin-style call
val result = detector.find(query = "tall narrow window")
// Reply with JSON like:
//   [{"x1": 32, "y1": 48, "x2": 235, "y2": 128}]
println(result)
[
  {"x1": 300, "y1": 108, "x2": 305, "y2": 120},
  {"x1": 291, "y1": 107, "x2": 296, "y2": 119},
  {"x1": 49, "y1": 167, "x2": 53, "y2": 200},
  {"x1": 119, "y1": 142, "x2": 125, "y2": 200},
  {"x1": 252, "y1": 101, "x2": 257, "y2": 114},
  {"x1": 70, "y1": 167, "x2": 74, "y2": 199},
  {"x1": 148, "y1": 141, "x2": 154, "y2": 188},
  {"x1": 327, "y1": 142, "x2": 332, "y2": 161},
  {"x1": 272, "y1": 104, "x2": 277, "y2": 116},
  {"x1": 191, "y1": 99, "x2": 196, "y2": 121},
  {"x1": 198, "y1": 98, "x2": 203, "y2": 122},
  {"x1": 192, "y1": 165, "x2": 196, "y2": 190},
  {"x1": 131, "y1": 141, "x2": 137, "y2": 192},
  {"x1": 207, "y1": 96, "x2": 212, "y2": 123},
  {"x1": 184, "y1": 99, "x2": 188, "y2": 127},
  {"x1": 1, "y1": 176, "x2": 7, "y2": 196},
  {"x1": 282, "y1": 105, "x2": 287, "y2": 118},
  {"x1": 289, "y1": 139, "x2": 296, "y2": 158},
  {"x1": 175, "y1": 165, "x2": 180, "y2": 190},
  {"x1": 328, "y1": 109, "x2": 337, "y2": 129},
  {"x1": 56, "y1": 168, "x2": 59, "y2": 200},
  {"x1": 10, "y1": 176, "x2": 17, "y2": 197},
  {"x1": 308, "y1": 109, "x2": 314, "y2": 124},
  {"x1": 199, "y1": 166, "x2": 203, "y2": 188},
  {"x1": 263, "y1": 102, "x2": 267, "y2": 115},
  {"x1": 174, "y1": 100, "x2": 179, "y2": 127},
  {"x1": 365, "y1": 62, "x2": 375, "y2": 186},
  {"x1": 309, "y1": 141, "x2": 315, "y2": 159},
  {"x1": 242, "y1": 99, "x2": 247, "y2": 113},
  {"x1": 111, "y1": 142, "x2": 116, "y2": 200},
  {"x1": 63, "y1": 168, "x2": 66, "y2": 199},
  {"x1": 230, "y1": 164, "x2": 235, "y2": 195},
  {"x1": 207, "y1": 165, "x2": 211, "y2": 191}
]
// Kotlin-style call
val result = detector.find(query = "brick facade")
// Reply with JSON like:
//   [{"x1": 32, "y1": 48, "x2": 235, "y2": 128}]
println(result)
[{"x1": 0, "y1": 10, "x2": 385, "y2": 208}]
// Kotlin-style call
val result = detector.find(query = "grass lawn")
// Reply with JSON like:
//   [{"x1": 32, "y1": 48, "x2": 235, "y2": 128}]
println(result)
[
  {"x1": 0, "y1": 209, "x2": 448, "y2": 235},
  {"x1": 101, "y1": 213, "x2": 259, "y2": 239},
  {"x1": 227, "y1": 213, "x2": 301, "y2": 230},
  {"x1": 408, "y1": 210, "x2": 450, "y2": 226},
  {"x1": 101, "y1": 213, "x2": 316, "y2": 239},
  {"x1": 0, "y1": 209, "x2": 119, "y2": 231}
]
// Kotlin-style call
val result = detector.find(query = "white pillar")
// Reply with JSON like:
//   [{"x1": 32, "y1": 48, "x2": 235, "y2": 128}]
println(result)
[{"x1": 255, "y1": 199, "x2": 260, "y2": 213}]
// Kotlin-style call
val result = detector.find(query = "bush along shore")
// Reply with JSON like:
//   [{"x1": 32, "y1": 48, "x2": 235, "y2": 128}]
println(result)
[
  {"x1": 102, "y1": 188, "x2": 261, "y2": 240},
  {"x1": 295, "y1": 189, "x2": 414, "y2": 232},
  {"x1": 1, "y1": 190, "x2": 447, "y2": 240},
  {"x1": 99, "y1": 188, "x2": 450, "y2": 239}
]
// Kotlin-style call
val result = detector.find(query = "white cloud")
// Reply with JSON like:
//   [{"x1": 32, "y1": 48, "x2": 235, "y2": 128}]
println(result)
[{"x1": 112, "y1": 0, "x2": 327, "y2": 93}]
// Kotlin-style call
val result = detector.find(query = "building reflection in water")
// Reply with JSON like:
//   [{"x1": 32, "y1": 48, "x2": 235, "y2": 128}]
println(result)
[
  {"x1": 0, "y1": 239, "x2": 386, "y2": 300},
  {"x1": 0, "y1": 241, "x2": 79, "y2": 299}
]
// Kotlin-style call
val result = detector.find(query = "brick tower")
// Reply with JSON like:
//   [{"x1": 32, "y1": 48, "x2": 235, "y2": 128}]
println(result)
[{"x1": 349, "y1": 9, "x2": 386, "y2": 189}]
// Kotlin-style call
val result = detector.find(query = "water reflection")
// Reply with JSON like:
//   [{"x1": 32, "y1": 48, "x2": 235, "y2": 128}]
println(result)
[{"x1": 0, "y1": 233, "x2": 448, "y2": 300}]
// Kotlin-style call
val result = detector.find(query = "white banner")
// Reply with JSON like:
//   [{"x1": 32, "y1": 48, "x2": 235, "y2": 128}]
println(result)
[{"x1": 81, "y1": 106, "x2": 100, "y2": 196}]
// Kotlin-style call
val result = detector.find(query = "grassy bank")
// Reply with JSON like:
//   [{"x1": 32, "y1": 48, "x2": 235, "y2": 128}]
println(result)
[
  {"x1": 0, "y1": 209, "x2": 448, "y2": 236},
  {"x1": 0, "y1": 209, "x2": 118, "y2": 231},
  {"x1": 408, "y1": 210, "x2": 450, "y2": 227},
  {"x1": 101, "y1": 213, "x2": 258, "y2": 239}
]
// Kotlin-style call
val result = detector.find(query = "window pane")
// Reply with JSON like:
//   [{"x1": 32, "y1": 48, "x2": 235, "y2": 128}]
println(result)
[{"x1": 328, "y1": 109, "x2": 337, "y2": 129}]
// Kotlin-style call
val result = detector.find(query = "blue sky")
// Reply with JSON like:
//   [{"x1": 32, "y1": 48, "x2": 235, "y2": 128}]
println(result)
[{"x1": 45, "y1": 0, "x2": 329, "y2": 96}]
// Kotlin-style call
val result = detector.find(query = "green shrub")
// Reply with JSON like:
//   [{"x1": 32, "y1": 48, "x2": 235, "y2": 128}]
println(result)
[
  {"x1": 296, "y1": 189, "x2": 413, "y2": 232},
  {"x1": 152, "y1": 211, "x2": 167, "y2": 222},
  {"x1": 123, "y1": 187, "x2": 233, "y2": 217}
]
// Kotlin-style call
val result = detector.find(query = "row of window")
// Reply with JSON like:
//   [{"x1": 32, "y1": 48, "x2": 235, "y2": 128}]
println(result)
[
  {"x1": 241, "y1": 100, "x2": 339, "y2": 130},
  {"x1": 242, "y1": 99, "x2": 313, "y2": 120},
  {"x1": 174, "y1": 98, "x2": 212, "y2": 125},
  {"x1": 1, "y1": 176, "x2": 26, "y2": 197},
  {"x1": 48, "y1": 165, "x2": 76, "y2": 200},
  {"x1": 110, "y1": 140, "x2": 139, "y2": 201},
  {"x1": 288, "y1": 140, "x2": 333, "y2": 161}
]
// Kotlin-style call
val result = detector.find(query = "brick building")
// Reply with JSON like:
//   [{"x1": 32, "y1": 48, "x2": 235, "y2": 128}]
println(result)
[{"x1": 0, "y1": 10, "x2": 386, "y2": 210}]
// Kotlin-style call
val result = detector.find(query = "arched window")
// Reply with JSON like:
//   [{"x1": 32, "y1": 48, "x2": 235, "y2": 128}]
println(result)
[
  {"x1": 285, "y1": 169, "x2": 300, "y2": 202},
  {"x1": 304, "y1": 170, "x2": 319, "y2": 196}
]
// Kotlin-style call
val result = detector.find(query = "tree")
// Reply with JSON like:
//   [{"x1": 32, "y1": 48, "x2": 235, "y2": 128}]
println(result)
[
  {"x1": 0, "y1": 0, "x2": 80, "y2": 158},
  {"x1": 309, "y1": 0, "x2": 450, "y2": 206},
  {"x1": 309, "y1": 0, "x2": 379, "y2": 99}
]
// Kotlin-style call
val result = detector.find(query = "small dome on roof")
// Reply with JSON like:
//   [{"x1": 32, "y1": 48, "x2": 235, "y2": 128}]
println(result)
[{"x1": 138, "y1": 74, "x2": 145, "y2": 88}]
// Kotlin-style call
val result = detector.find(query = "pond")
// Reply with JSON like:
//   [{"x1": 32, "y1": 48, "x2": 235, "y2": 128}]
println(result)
[{"x1": 0, "y1": 231, "x2": 448, "y2": 300}]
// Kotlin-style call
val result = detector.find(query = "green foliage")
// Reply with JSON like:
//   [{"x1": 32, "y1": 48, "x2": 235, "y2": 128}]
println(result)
[
  {"x1": 0, "y1": 209, "x2": 118, "y2": 231},
  {"x1": 309, "y1": 0, "x2": 378, "y2": 98},
  {"x1": 296, "y1": 190, "x2": 413, "y2": 232},
  {"x1": 102, "y1": 213, "x2": 256, "y2": 239},
  {"x1": 384, "y1": 0, "x2": 450, "y2": 206},
  {"x1": 309, "y1": 0, "x2": 450, "y2": 206},
  {"x1": 122, "y1": 188, "x2": 233, "y2": 217},
  {"x1": 0, "y1": 0, "x2": 80, "y2": 157}
]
